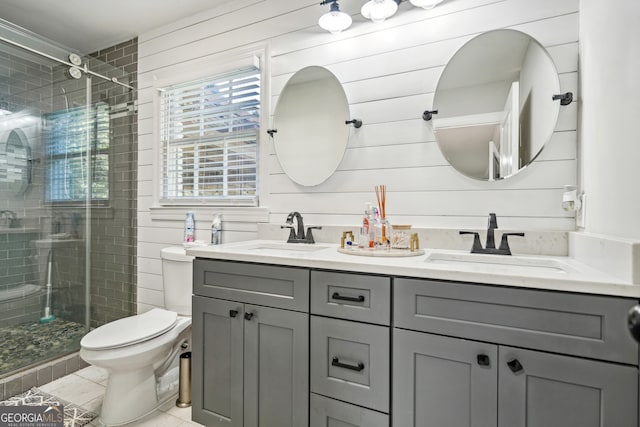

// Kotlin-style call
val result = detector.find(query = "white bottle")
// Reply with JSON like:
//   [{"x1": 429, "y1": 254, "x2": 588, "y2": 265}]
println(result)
[
  {"x1": 184, "y1": 211, "x2": 195, "y2": 243},
  {"x1": 211, "y1": 213, "x2": 222, "y2": 245}
]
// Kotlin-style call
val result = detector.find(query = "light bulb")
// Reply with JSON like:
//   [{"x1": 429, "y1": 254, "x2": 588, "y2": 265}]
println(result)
[
  {"x1": 319, "y1": 2, "x2": 352, "y2": 34},
  {"x1": 361, "y1": 0, "x2": 398, "y2": 23},
  {"x1": 409, "y1": 0, "x2": 444, "y2": 10}
]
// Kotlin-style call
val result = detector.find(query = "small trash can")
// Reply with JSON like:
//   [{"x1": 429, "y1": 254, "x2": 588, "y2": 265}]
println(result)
[{"x1": 176, "y1": 351, "x2": 192, "y2": 408}]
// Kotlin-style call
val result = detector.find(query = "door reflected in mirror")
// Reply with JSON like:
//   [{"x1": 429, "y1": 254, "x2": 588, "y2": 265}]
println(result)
[
  {"x1": 433, "y1": 29, "x2": 561, "y2": 181},
  {"x1": 272, "y1": 66, "x2": 350, "y2": 186}
]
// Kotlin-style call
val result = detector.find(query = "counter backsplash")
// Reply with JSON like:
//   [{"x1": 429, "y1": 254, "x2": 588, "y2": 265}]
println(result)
[{"x1": 257, "y1": 224, "x2": 569, "y2": 257}]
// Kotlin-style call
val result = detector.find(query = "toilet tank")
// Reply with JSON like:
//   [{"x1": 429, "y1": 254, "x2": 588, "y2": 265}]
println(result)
[{"x1": 160, "y1": 247, "x2": 195, "y2": 316}]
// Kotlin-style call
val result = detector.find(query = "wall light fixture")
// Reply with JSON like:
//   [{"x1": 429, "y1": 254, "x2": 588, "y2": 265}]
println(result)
[
  {"x1": 320, "y1": 0, "x2": 446, "y2": 34},
  {"x1": 319, "y1": 0, "x2": 353, "y2": 34},
  {"x1": 361, "y1": 0, "x2": 400, "y2": 23},
  {"x1": 409, "y1": 0, "x2": 444, "y2": 9}
]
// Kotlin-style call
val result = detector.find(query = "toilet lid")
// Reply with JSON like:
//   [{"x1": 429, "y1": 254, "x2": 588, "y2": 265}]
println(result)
[{"x1": 81, "y1": 308, "x2": 178, "y2": 350}]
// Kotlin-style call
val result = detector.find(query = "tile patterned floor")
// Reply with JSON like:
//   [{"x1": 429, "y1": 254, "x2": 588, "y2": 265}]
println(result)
[
  {"x1": 0, "y1": 319, "x2": 85, "y2": 376},
  {"x1": 40, "y1": 366, "x2": 204, "y2": 426}
]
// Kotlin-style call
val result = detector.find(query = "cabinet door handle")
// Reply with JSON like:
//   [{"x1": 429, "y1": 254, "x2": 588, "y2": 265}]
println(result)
[
  {"x1": 507, "y1": 359, "x2": 524, "y2": 373},
  {"x1": 244, "y1": 312, "x2": 254, "y2": 321},
  {"x1": 628, "y1": 305, "x2": 640, "y2": 343},
  {"x1": 331, "y1": 292, "x2": 365, "y2": 303},
  {"x1": 476, "y1": 354, "x2": 490, "y2": 366},
  {"x1": 331, "y1": 357, "x2": 365, "y2": 372},
  {"x1": 229, "y1": 310, "x2": 238, "y2": 318}
]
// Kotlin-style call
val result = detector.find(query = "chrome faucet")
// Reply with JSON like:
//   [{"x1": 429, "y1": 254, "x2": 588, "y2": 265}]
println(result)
[
  {"x1": 0, "y1": 210, "x2": 20, "y2": 228},
  {"x1": 281, "y1": 212, "x2": 322, "y2": 244},
  {"x1": 460, "y1": 213, "x2": 524, "y2": 255}
]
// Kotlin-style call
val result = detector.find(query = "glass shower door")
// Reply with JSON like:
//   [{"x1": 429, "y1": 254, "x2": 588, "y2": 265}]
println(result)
[{"x1": 0, "y1": 19, "x2": 135, "y2": 378}]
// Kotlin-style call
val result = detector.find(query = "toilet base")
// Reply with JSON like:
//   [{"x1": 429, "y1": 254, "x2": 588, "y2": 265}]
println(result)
[{"x1": 99, "y1": 366, "x2": 163, "y2": 426}]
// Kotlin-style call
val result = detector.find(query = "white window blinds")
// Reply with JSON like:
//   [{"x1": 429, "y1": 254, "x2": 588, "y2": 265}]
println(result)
[
  {"x1": 160, "y1": 66, "x2": 260, "y2": 204},
  {"x1": 46, "y1": 102, "x2": 110, "y2": 202}
]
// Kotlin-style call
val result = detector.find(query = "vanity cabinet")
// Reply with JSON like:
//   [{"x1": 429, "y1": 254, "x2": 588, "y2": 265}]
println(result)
[
  {"x1": 393, "y1": 277, "x2": 639, "y2": 427},
  {"x1": 192, "y1": 260, "x2": 309, "y2": 427},
  {"x1": 191, "y1": 255, "x2": 640, "y2": 427}
]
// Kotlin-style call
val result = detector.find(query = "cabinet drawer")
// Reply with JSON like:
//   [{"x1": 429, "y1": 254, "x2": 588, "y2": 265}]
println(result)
[
  {"x1": 394, "y1": 278, "x2": 639, "y2": 365},
  {"x1": 311, "y1": 316, "x2": 390, "y2": 412},
  {"x1": 194, "y1": 259, "x2": 309, "y2": 312},
  {"x1": 311, "y1": 271, "x2": 390, "y2": 325},
  {"x1": 310, "y1": 393, "x2": 388, "y2": 427}
]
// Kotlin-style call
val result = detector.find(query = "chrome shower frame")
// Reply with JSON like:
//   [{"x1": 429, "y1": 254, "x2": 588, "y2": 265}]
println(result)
[{"x1": 0, "y1": 35, "x2": 134, "y2": 90}]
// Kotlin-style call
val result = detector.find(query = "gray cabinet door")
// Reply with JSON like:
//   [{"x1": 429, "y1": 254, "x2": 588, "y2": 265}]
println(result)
[
  {"x1": 498, "y1": 346, "x2": 638, "y2": 427},
  {"x1": 192, "y1": 296, "x2": 244, "y2": 427},
  {"x1": 194, "y1": 259, "x2": 310, "y2": 312},
  {"x1": 311, "y1": 316, "x2": 390, "y2": 412},
  {"x1": 310, "y1": 393, "x2": 389, "y2": 427},
  {"x1": 243, "y1": 304, "x2": 309, "y2": 427},
  {"x1": 394, "y1": 278, "x2": 638, "y2": 364},
  {"x1": 310, "y1": 270, "x2": 391, "y2": 325},
  {"x1": 393, "y1": 329, "x2": 498, "y2": 427}
]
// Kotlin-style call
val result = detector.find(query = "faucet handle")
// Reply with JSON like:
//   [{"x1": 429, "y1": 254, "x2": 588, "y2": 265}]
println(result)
[
  {"x1": 281, "y1": 225, "x2": 296, "y2": 242},
  {"x1": 306, "y1": 226, "x2": 322, "y2": 244},
  {"x1": 460, "y1": 231, "x2": 483, "y2": 253},
  {"x1": 498, "y1": 232, "x2": 525, "y2": 255}
]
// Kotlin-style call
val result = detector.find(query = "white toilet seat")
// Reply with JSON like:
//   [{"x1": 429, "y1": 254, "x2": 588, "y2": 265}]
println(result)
[{"x1": 81, "y1": 308, "x2": 178, "y2": 350}]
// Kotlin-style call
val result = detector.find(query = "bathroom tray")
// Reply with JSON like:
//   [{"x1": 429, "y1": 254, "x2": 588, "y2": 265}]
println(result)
[{"x1": 337, "y1": 247, "x2": 425, "y2": 257}]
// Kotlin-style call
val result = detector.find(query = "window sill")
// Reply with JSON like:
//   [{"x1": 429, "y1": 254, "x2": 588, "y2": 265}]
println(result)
[{"x1": 149, "y1": 205, "x2": 269, "y2": 223}]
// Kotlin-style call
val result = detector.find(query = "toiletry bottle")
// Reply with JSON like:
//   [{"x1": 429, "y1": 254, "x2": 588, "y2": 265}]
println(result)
[
  {"x1": 211, "y1": 213, "x2": 222, "y2": 245},
  {"x1": 184, "y1": 211, "x2": 195, "y2": 243},
  {"x1": 362, "y1": 203, "x2": 374, "y2": 248},
  {"x1": 367, "y1": 204, "x2": 376, "y2": 248}
]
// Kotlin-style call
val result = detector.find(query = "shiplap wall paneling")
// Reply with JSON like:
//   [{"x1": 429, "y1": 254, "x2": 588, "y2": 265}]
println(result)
[{"x1": 136, "y1": 0, "x2": 579, "y2": 309}]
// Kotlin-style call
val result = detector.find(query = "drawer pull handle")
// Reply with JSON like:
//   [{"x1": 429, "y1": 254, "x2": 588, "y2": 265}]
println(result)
[
  {"x1": 244, "y1": 312, "x2": 254, "y2": 321},
  {"x1": 229, "y1": 310, "x2": 238, "y2": 318},
  {"x1": 476, "y1": 354, "x2": 490, "y2": 366},
  {"x1": 331, "y1": 292, "x2": 365, "y2": 303},
  {"x1": 507, "y1": 359, "x2": 524, "y2": 373},
  {"x1": 331, "y1": 357, "x2": 365, "y2": 372}
]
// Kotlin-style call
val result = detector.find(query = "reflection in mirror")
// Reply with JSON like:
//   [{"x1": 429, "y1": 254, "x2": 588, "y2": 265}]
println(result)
[
  {"x1": 273, "y1": 66, "x2": 350, "y2": 186},
  {"x1": 2, "y1": 128, "x2": 31, "y2": 195},
  {"x1": 433, "y1": 29, "x2": 561, "y2": 181}
]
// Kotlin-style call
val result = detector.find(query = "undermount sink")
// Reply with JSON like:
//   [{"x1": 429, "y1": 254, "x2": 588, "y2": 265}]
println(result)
[
  {"x1": 239, "y1": 242, "x2": 330, "y2": 254},
  {"x1": 424, "y1": 251, "x2": 571, "y2": 274}
]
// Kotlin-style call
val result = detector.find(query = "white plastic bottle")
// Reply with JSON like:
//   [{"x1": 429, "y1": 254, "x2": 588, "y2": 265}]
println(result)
[{"x1": 184, "y1": 211, "x2": 195, "y2": 243}]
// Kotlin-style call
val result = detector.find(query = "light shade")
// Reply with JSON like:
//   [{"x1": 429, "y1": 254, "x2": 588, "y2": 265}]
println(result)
[
  {"x1": 361, "y1": 0, "x2": 399, "y2": 23},
  {"x1": 319, "y1": 2, "x2": 352, "y2": 34},
  {"x1": 409, "y1": 0, "x2": 444, "y2": 9}
]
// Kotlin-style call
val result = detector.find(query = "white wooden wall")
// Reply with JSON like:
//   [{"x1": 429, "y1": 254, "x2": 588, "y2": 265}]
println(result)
[{"x1": 136, "y1": 0, "x2": 579, "y2": 310}]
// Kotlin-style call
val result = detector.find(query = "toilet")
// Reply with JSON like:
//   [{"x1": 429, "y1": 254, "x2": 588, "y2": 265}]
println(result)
[{"x1": 80, "y1": 247, "x2": 194, "y2": 426}]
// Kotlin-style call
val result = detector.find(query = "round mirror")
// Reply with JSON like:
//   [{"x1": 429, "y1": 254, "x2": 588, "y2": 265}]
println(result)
[
  {"x1": 433, "y1": 29, "x2": 561, "y2": 181},
  {"x1": 273, "y1": 66, "x2": 350, "y2": 186},
  {"x1": 4, "y1": 128, "x2": 31, "y2": 195}
]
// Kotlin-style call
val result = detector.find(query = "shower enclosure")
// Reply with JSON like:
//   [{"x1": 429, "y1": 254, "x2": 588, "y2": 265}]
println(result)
[{"x1": 0, "y1": 19, "x2": 137, "y2": 380}]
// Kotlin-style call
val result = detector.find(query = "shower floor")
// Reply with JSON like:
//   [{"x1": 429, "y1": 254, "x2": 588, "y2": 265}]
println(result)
[{"x1": 0, "y1": 318, "x2": 85, "y2": 377}]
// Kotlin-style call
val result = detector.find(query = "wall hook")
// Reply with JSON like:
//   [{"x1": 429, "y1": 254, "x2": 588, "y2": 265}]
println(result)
[
  {"x1": 422, "y1": 109, "x2": 438, "y2": 121},
  {"x1": 552, "y1": 92, "x2": 573, "y2": 106},
  {"x1": 345, "y1": 119, "x2": 363, "y2": 128},
  {"x1": 266, "y1": 129, "x2": 278, "y2": 137}
]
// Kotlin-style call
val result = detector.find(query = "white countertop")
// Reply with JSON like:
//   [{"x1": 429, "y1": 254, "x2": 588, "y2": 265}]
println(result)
[{"x1": 187, "y1": 240, "x2": 640, "y2": 298}]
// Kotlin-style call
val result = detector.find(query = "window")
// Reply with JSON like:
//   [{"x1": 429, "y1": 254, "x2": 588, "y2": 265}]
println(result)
[
  {"x1": 46, "y1": 102, "x2": 110, "y2": 202},
  {"x1": 160, "y1": 66, "x2": 260, "y2": 204}
]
